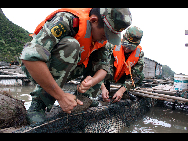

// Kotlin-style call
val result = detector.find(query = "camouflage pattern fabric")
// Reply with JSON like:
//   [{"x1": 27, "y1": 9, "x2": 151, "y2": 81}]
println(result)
[
  {"x1": 107, "y1": 26, "x2": 144, "y2": 90},
  {"x1": 67, "y1": 44, "x2": 112, "y2": 98},
  {"x1": 118, "y1": 51, "x2": 144, "y2": 90},
  {"x1": 20, "y1": 12, "x2": 79, "y2": 63},
  {"x1": 20, "y1": 11, "x2": 112, "y2": 111},
  {"x1": 100, "y1": 8, "x2": 132, "y2": 32},
  {"x1": 100, "y1": 8, "x2": 132, "y2": 45},
  {"x1": 22, "y1": 36, "x2": 81, "y2": 110},
  {"x1": 122, "y1": 26, "x2": 143, "y2": 51},
  {"x1": 105, "y1": 49, "x2": 144, "y2": 91},
  {"x1": 104, "y1": 25, "x2": 144, "y2": 91}
]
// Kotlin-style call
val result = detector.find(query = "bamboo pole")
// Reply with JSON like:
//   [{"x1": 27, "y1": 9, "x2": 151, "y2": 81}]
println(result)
[
  {"x1": 110, "y1": 84, "x2": 188, "y2": 103},
  {"x1": 153, "y1": 90, "x2": 176, "y2": 96},
  {"x1": 110, "y1": 85, "x2": 121, "y2": 88},
  {"x1": 131, "y1": 92, "x2": 175, "y2": 102},
  {"x1": 130, "y1": 90, "x2": 188, "y2": 103}
]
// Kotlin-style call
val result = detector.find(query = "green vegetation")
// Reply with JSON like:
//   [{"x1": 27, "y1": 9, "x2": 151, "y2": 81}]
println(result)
[
  {"x1": 0, "y1": 9, "x2": 32, "y2": 63},
  {"x1": 162, "y1": 65, "x2": 175, "y2": 79}
]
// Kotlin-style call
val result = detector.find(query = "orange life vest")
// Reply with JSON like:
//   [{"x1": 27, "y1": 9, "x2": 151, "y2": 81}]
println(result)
[
  {"x1": 30, "y1": 8, "x2": 107, "y2": 68},
  {"x1": 113, "y1": 45, "x2": 142, "y2": 82}
]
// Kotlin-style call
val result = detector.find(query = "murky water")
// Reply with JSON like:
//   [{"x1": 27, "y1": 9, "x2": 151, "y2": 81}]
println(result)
[
  {"x1": 0, "y1": 86, "x2": 62, "y2": 110},
  {"x1": 1, "y1": 86, "x2": 188, "y2": 133},
  {"x1": 0, "y1": 86, "x2": 35, "y2": 110},
  {"x1": 120, "y1": 106, "x2": 188, "y2": 133}
]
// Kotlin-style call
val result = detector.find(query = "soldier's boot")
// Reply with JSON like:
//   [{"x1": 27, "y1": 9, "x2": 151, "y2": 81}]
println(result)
[{"x1": 26, "y1": 99, "x2": 46, "y2": 125}]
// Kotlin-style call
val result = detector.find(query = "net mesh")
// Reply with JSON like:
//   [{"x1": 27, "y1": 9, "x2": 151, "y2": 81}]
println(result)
[{"x1": 14, "y1": 97, "x2": 155, "y2": 133}]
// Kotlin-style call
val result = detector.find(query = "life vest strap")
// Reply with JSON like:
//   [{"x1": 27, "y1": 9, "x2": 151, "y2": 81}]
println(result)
[{"x1": 124, "y1": 60, "x2": 135, "y2": 87}]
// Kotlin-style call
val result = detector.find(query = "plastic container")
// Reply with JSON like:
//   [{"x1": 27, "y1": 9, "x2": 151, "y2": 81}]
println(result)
[{"x1": 174, "y1": 74, "x2": 188, "y2": 91}]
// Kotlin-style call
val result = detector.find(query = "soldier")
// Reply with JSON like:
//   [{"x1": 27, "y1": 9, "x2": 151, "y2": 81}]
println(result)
[
  {"x1": 20, "y1": 8, "x2": 132, "y2": 124},
  {"x1": 101, "y1": 26, "x2": 144, "y2": 103}
]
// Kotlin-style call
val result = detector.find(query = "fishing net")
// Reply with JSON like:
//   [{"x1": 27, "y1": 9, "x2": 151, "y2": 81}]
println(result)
[{"x1": 14, "y1": 97, "x2": 154, "y2": 133}]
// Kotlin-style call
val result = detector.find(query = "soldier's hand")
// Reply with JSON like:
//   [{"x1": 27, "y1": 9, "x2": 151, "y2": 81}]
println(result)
[
  {"x1": 101, "y1": 86, "x2": 110, "y2": 102},
  {"x1": 57, "y1": 92, "x2": 83, "y2": 114},
  {"x1": 112, "y1": 86, "x2": 126, "y2": 103},
  {"x1": 77, "y1": 76, "x2": 93, "y2": 93},
  {"x1": 112, "y1": 90, "x2": 123, "y2": 103}
]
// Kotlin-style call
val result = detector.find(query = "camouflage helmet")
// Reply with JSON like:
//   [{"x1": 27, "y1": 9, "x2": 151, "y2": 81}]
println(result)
[
  {"x1": 100, "y1": 8, "x2": 132, "y2": 45},
  {"x1": 122, "y1": 26, "x2": 143, "y2": 51}
]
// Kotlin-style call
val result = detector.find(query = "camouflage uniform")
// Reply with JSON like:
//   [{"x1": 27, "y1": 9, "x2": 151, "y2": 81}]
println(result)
[
  {"x1": 20, "y1": 12, "x2": 111, "y2": 111},
  {"x1": 20, "y1": 9, "x2": 132, "y2": 112},
  {"x1": 105, "y1": 26, "x2": 144, "y2": 91},
  {"x1": 107, "y1": 49, "x2": 144, "y2": 91},
  {"x1": 67, "y1": 42, "x2": 113, "y2": 98}
]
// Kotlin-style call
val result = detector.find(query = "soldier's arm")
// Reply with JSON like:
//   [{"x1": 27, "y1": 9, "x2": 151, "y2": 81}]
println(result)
[
  {"x1": 22, "y1": 60, "x2": 63, "y2": 100},
  {"x1": 20, "y1": 12, "x2": 76, "y2": 63},
  {"x1": 91, "y1": 42, "x2": 113, "y2": 74},
  {"x1": 78, "y1": 42, "x2": 112, "y2": 93},
  {"x1": 78, "y1": 69, "x2": 107, "y2": 93},
  {"x1": 21, "y1": 12, "x2": 83, "y2": 113},
  {"x1": 112, "y1": 51, "x2": 144, "y2": 102},
  {"x1": 22, "y1": 60, "x2": 83, "y2": 113}
]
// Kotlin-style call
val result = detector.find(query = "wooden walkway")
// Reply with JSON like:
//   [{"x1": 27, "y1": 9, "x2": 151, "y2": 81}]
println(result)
[
  {"x1": 111, "y1": 85, "x2": 188, "y2": 103},
  {"x1": 0, "y1": 65, "x2": 27, "y2": 79},
  {"x1": 130, "y1": 89, "x2": 188, "y2": 103},
  {"x1": 0, "y1": 75, "x2": 27, "y2": 79},
  {"x1": 0, "y1": 65, "x2": 29, "y2": 86}
]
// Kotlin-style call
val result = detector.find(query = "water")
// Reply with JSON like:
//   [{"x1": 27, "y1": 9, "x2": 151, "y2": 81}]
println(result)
[
  {"x1": 120, "y1": 106, "x2": 188, "y2": 133},
  {"x1": 0, "y1": 86, "x2": 34, "y2": 110},
  {"x1": 0, "y1": 86, "x2": 60, "y2": 110},
  {"x1": 1, "y1": 86, "x2": 188, "y2": 133}
]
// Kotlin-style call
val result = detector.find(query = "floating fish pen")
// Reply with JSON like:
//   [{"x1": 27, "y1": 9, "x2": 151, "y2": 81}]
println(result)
[
  {"x1": 14, "y1": 97, "x2": 155, "y2": 133},
  {"x1": 4, "y1": 81, "x2": 188, "y2": 133}
]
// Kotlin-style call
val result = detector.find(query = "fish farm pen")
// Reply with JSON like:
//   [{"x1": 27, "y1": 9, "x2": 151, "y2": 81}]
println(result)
[
  {"x1": 1, "y1": 80, "x2": 188, "y2": 133},
  {"x1": 0, "y1": 60, "x2": 188, "y2": 133},
  {"x1": 13, "y1": 96, "x2": 155, "y2": 133}
]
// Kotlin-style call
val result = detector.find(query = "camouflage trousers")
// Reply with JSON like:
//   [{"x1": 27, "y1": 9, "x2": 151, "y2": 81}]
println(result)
[{"x1": 22, "y1": 36, "x2": 102, "y2": 111}]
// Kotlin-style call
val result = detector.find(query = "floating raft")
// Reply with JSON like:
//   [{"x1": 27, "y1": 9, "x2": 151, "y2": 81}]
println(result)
[
  {"x1": 130, "y1": 90, "x2": 188, "y2": 103},
  {"x1": 13, "y1": 97, "x2": 155, "y2": 133},
  {"x1": 111, "y1": 84, "x2": 188, "y2": 103}
]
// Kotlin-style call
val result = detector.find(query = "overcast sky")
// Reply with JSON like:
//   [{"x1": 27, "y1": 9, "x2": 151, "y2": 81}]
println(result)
[{"x1": 2, "y1": 8, "x2": 188, "y2": 75}]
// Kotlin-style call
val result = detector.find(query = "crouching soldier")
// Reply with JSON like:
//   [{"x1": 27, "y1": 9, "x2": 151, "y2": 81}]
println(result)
[
  {"x1": 101, "y1": 26, "x2": 144, "y2": 103},
  {"x1": 20, "y1": 8, "x2": 132, "y2": 124}
]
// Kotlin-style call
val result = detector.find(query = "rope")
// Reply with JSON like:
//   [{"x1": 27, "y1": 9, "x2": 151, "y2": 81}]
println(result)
[{"x1": 124, "y1": 61, "x2": 135, "y2": 87}]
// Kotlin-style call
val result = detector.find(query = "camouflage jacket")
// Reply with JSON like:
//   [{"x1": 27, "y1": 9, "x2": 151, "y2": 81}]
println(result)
[
  {"x1": 107, "y1": 48, "x2": 144, "y2": 91},
  {"x1": 20, "y1": 12, "x2": 111, "y2": 73}
]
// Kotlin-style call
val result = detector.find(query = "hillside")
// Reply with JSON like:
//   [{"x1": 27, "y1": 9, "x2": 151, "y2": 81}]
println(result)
[
  {"x1": 162, "y1": 65, "x2": 175, "y2": 79},
  {"x1": 0, "y1": 9, "x2": 32, "y2": 63}
]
